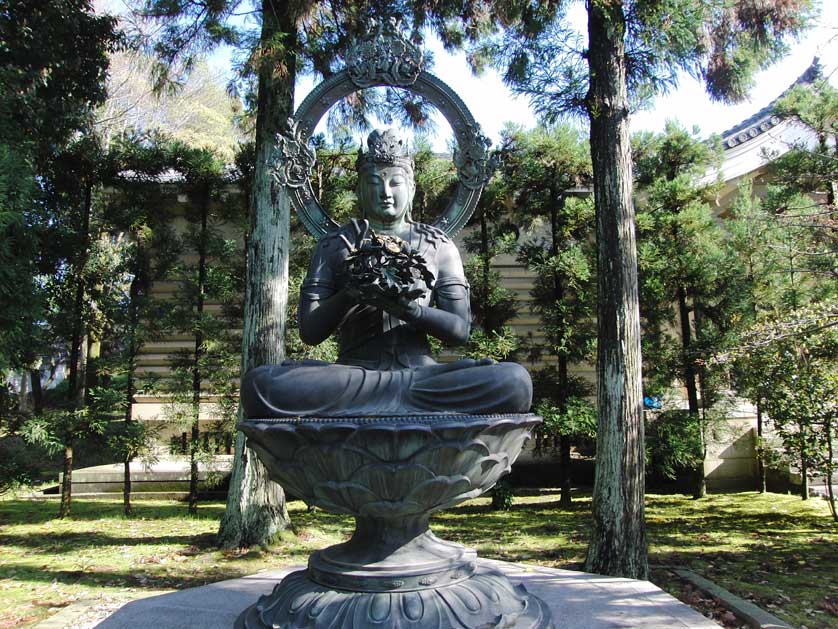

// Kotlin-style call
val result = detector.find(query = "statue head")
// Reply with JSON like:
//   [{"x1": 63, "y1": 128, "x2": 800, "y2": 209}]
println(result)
[{"x1": 356, "y1": 129, "x2": 416, "y2": 228}]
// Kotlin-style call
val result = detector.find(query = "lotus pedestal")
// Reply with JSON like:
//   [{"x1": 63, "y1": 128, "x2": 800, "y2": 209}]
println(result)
[{"x1": 235, "y1": 414, "x2": 553, "y2": 629}]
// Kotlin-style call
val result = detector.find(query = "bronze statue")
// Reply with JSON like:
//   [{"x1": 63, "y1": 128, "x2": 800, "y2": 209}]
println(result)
[{"x1": 241, "y1": 128, "x2": 532, "y2": 417}]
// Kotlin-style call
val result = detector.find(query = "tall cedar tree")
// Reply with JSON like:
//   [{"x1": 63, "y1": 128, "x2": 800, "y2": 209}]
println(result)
[
  {"x1": 475, "y1": 0, "x2": 813, "y2": 578},
  {"x1": 137, "y1": 0, "x2": 536, "y2": 548},
  {"x1": 497, "y1": 124, "x2": 597, "y2": 507}
]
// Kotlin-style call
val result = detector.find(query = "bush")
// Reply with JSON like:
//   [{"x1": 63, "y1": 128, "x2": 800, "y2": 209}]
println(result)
[
  {"x1": 490, "y1": 479, "x2": 514, "y2": 510},
  {"x1": 0, "y1": 436, "x2": 49, "y2": 493},
  {"x1": 645, "y1": 409, "x2": 703, "y2": 482}
]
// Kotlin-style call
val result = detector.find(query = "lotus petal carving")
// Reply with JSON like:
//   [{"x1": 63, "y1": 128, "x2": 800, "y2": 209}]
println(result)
[
  {"x1": 239, "y1": 565, "x2": 553, "y2": 629},
  {"x1": 240, "y1": 414, "x2": 539, "y2": 517}
]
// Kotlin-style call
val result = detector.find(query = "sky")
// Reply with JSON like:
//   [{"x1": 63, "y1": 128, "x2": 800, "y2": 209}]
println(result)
[{"x1": 211, "y1": 0, "x2": 838, "y2": 151}]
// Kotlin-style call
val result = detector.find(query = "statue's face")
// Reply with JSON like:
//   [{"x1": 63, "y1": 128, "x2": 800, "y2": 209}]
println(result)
[{"x1": 358, "y1": 165, "x2": 414, "y2": 225}]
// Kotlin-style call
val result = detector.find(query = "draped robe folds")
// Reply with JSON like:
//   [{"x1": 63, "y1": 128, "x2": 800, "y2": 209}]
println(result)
[{"x1": 241, "y1": 220, "x2": 532, "y2": 418}]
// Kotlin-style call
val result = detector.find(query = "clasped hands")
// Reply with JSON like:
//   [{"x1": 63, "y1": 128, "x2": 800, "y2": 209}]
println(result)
[{"x1": 343, "y1": 282, "x2": 422, "y2": 322}]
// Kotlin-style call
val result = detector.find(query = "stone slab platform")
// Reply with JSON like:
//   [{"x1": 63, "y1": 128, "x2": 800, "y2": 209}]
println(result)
[{"x1": 96, "y1": 559, "x2": 717, "y2": 628}]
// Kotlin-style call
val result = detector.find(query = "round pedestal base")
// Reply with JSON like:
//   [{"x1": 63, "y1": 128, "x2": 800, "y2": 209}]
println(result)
[{"x1": 235, "y1": 565, "x2": 553, "y2": 629}]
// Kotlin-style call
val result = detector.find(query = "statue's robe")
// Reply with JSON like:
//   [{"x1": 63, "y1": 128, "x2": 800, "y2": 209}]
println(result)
[{"x1": 241, "y1": 221, "x2": 532, "y2": 418}]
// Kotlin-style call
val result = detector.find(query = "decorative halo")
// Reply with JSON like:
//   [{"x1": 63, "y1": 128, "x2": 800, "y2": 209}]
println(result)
[{"x1": 272, "y1": 20, "x2": 493, "y2": 239}]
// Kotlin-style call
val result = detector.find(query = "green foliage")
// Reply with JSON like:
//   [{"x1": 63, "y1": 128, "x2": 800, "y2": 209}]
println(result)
[
  {"x1": 107, "y1": 421, "x2": 161, "y2": 465},
  {"x1": 490, "y1": 479, "x2": 514, "y2": 510},
  {"x1": 461, "y1": 327, "x2": 519, "y2": 362},
  {"x1": 102, "y1": 55, "x2": 244, "y2": 162},
  {"x1": 499, "y1": 126, "x2": 596, "y2": 450},
  {"x1": 645, "y1": 410, "x2": 703, "y2": 481},
  {"x1": 500, "y1": 124, "x2": 595, "y2": 367},
  {"x1": 0, "y1": 436, "x2": 49, "y2": 494},
  {"x1": 19, "y1": 392, "x2": 113, "y2": 457},
  {"x1": 535, "y1": 394, "x2": 597, "y2": 444},
  {"x1": 633, "y1": 122, "x2": 744, "y2": 495},
  {"x1": 717, "y1": 80, "x2": 837, "y2": 510},
  {"x1": 635, "y1": 123, "x2": 731, "y2": 393},
  {"x1": 413, "y1": 140, "x2": 458, "y2": 224},
  {"x1": 0, "y1": 144, "x2": 41, "y2": 375},
  {"x1": 0, "y1": 0, "x2": 120, "y2": 158},
  {"x1": 474, "y1": 0, "x2": 815, "y2": 120},
  {"x1": 137, "y1": 0, "x2": 509, "y2": 132},
  {"x1": 0, "y1": 0, "x2": 120, "y2": 376},
  {"x1": 720, "y1": 302, "x2": 838, "y2": 511}
]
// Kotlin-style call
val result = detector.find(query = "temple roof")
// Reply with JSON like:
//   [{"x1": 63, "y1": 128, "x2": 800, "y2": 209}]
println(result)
[{"x1": 720, "y1": 58, "x2": 821, "y2": 151}]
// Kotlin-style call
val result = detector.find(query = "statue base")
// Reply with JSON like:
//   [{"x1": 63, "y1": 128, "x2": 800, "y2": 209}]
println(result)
[
  {"x1": 235, "y1": 564, "x2": 553, "y2": 628},
  {"x1": 236, "y1": 413, "x2": 552, "y2": 628}
]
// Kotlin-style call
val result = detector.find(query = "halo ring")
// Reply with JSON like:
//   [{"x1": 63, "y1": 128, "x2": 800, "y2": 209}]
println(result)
[{"x1": 286, "y1": 70, "x2": 491, "y2": 239}]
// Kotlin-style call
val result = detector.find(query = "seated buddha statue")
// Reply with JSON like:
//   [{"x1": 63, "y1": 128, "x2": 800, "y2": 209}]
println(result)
[{"x1": 241, "y1": 128, "x2": 532, "y2": 418}]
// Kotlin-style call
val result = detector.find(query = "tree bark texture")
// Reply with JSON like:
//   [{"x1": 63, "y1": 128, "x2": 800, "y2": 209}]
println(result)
[
  {"x1": 189, "y1": 183, "x2": 209, "y2": 515},
  {"x1": 29, "y1": 369, "x2": 43, "y2": 413},
  {"x1": 583, "y1": 0, "x2": 648, "y2": 580},
  {"x1": 59, "y1": 443, "x2": 73, "y2": 518},
  {"x1": 677, "y1": 286, "x2": 699, "y2": 415},
  {"x1": 755, "y1": 401, "x2": 766, "y2": 493},
  {"x1": 218, "y1": 0, "x2": 301, "y2": 547},
  {"x1": 123, "y1": 271, "x2": 142, "y2": 516},
  {"x1": 550, "y1": 192, "x2": 574, "y2": 507},
  {"x1": 68, "y1": 182, "x2": 92, "y2": 407}
]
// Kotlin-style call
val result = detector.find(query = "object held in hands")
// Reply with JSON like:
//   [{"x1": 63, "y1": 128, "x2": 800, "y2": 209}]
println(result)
[{"x1": 341, "y1": 222, "x2": 435, "y2": 304}]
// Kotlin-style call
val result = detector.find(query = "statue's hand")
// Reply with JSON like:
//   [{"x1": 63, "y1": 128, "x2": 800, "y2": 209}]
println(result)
[{"x1": 348, "y1": 283, "x2": 420, "y2": 321}]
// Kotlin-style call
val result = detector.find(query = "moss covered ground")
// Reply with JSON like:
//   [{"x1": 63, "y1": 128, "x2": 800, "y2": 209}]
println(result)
[{"x1": 0, "y1": 491, "x2": 834, "y2": 628}]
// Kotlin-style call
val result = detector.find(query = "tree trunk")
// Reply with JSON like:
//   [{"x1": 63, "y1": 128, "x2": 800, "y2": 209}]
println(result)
[
  {"x1": 551, "y1": 192, "x2": 573, "y2": 507},
  {"x1": 558, "y1": 432, "x2": 572, "y2": 508},
  {"x1": 825, "y1": 416, "x2": 836, "y2": 522},
  {"x1": 677, "y1": 286, "x2": 699, "y2": 414},
  {"x1": 189, "y1": 183, "x2": 209, "y2": 515},
  {"x1": 17, "y1": 371, "x2": 29, "y2": 412},
  {"x1": 85, "y1": 335, "x2": 101, "y2": 405},
  {"x1": 583, "y1": 0, "x2": 648, "y2": 580},
  {"x1": 218, "y1": 0, "x2": 298, "y2": 547},
  {"x1": 68, "y1": 182, "x2": 93, "y2": 407},
  {"x1": 800, "y1": 448, "x2": 809, "y2": 500},
  {"x1": 86, "y1": 336, "x2": 101, "y2": 405},
  {"x1": 756, "y1": 400, "x2": 766, "y2": 493},
  {"x1": 59, "y1": 441, "x2": 73, "y2": 518},
  {"x1": 123, "y1": 274, "x2": 141, "y2": 516},
  {"x1": 60, "y1": 335, "x2": 86, "y2": 518},
  {"x1": 558, "y1": 350, "x2": 572, "y2": 508},
  {"x1": 691, "y1": 298, "x2": 707, "y2": 500},
  {"x1": 59, "y1": 180, "x2": 93, "y2": 518},
  {"x1": 29, "y1": 369, "x2": 43, "y2": 413}
]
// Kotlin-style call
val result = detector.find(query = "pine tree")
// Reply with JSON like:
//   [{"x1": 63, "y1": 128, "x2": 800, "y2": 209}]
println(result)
[
  {"x1": 634, "y1": 122, "x2": 740, "y2": 498},
  {"x1": 497, "y1": 124, "x2": 597, "y2": 507}
]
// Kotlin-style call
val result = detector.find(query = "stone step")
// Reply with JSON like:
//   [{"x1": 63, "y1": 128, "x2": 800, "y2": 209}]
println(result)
[{"x1": 56, "y1": 459, "x2": 233, "y2": 494}]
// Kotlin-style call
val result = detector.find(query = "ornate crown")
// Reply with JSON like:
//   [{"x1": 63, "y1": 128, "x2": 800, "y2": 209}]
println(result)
[{"x1": 356, "y1": 128, "x2": 414, "y2": 173}]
